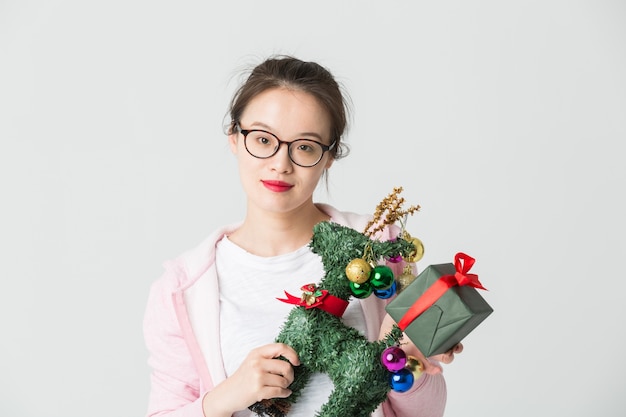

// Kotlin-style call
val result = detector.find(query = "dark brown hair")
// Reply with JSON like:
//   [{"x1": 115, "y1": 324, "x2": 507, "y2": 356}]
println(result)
[{"x1": 227, "y1": 55, "x2": 350, "y2": 160}]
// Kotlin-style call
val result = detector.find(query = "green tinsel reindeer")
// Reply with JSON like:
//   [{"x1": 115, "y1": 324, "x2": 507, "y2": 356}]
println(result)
[{"x1": 250, "y1": 188, "x2": 422, "y2": 417}]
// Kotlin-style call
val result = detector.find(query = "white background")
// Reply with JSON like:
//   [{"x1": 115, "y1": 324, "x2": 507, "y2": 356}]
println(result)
[{"x1": 1, "y1": 1, "x2": 625, "y2": 416}]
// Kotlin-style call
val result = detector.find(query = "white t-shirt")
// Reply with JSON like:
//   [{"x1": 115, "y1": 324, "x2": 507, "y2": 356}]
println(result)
[{"x1": 216, "y1": 235, "x2": 368, "y2": 417}]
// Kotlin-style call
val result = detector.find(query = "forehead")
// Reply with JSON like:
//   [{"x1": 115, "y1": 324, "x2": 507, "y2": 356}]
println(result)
[{"x1": 240, "y1": 88, "x2": 331, "y2": 140}]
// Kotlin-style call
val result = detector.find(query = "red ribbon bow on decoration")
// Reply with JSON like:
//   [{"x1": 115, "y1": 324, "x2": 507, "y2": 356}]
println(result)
[
  {"x1": 278, "y1": 284, "x2": 349, "y2": 318},
  {"x1": 397, "y1": 252, "x2": 487, "y2": 330}
]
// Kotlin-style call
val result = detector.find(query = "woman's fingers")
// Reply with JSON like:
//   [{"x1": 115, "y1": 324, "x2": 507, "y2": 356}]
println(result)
[
  {"x1": 255, "y1": 343, "x2": 301, "y2": 366},
  {"x1": 246, "y1": 343, "x2": 300, "y2": 399},
  {"x1": 258, "y1": 373, "x2": 293, "y2": 400},
  {"x1": 430, "y1": 343, "x2": 464, "y2": 364},
  {"x1": 209, "y1": 342, "x2": 301, "y2": 413}
]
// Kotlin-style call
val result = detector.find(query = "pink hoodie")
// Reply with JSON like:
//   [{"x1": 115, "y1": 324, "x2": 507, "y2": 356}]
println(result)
[{"x1": 143, "y1": 204, "x2": 447, "y2": 417}]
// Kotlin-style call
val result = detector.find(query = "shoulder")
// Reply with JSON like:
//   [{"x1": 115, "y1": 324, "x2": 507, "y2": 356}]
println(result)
[
  {"x1": 316, "y1": 203, "x2": 371, "y2": 230},
  {"x1": 151, "y1": 222, "x2": 241, "y2": 293},
  {"x1": 316, "y1": 203, "x2": 399, "y2": 241}
]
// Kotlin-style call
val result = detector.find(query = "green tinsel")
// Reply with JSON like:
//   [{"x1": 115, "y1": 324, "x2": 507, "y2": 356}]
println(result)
[{"x1": 249, "y1": 221, "x2": 414, "y2": 417}]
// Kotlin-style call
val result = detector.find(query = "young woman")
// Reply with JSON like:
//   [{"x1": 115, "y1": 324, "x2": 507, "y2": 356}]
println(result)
[{"x1": 143, "y1": 56, "x2": 462, "y2": 417}]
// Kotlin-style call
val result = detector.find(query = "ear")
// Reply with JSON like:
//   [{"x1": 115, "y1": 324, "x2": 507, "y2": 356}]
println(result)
[
  {"x1": 323, "y1": 156, "x2": 334, "y2": 170},
  {"x1": 228, "y1": 131, "x2": 239, "y2": 154}
]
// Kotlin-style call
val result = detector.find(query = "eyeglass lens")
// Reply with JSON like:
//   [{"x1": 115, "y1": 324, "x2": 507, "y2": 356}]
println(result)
[{"x1": 244, "y1": 130, "x2": 325, "y2": 167}]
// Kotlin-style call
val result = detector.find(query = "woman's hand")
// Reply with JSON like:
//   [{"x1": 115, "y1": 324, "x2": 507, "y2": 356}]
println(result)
[
  {"x1": 379, "y1": 313, "x2": 463, "y2": 375},
  {"x1": 405, "y1": 341, "x2": 463, "y2": 375},
  {"x1": 202, "y1": 343, "x2": 300, "y2": 417},
  {"x1": 430, "y1": 343, "x2": 463, "y2": 364}
]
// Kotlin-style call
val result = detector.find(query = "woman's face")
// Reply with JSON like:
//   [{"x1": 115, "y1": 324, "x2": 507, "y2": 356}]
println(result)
[{"x1": 228, "y1": 87, "x2": 334, "y2": 217}]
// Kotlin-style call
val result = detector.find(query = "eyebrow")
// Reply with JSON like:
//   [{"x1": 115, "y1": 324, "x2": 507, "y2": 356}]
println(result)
[{"x1": 248, "y1": 121, "x2": 326, "y2": 142}]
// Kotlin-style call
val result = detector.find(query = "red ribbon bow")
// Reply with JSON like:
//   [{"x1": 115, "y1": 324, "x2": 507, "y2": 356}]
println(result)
[
  {"x1": 397, "y1": 252, "x2": 487, "y2": 331},
  {"x1": 278, "y1": 284, "x2": 349, "y2": 318}
]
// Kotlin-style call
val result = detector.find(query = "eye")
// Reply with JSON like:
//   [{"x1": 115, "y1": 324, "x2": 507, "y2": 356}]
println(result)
[
  {"x1": 296, "y1": 143, "x2": 315, "y2": 153},
  {"x1": 251, "y1": 132, "x2": 274, "y2": 146},
  {"x1": 292, "y1": 140, "x2": 323, "y2": 154}
]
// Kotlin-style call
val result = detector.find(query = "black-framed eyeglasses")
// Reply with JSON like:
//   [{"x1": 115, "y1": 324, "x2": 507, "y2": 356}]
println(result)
[{"x1": 235, "y1": 123, "x2": 335, "y2": 168}]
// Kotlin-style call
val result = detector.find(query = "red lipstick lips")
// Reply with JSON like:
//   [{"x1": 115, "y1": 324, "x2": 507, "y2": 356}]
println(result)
[{"x1": 262, "y1": 180, "x2": 293, "y2": 192}]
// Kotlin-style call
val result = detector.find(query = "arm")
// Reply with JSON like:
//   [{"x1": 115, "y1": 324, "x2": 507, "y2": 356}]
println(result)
[
  {"x1": 379, "y1": 314, "x2": 448, "y2": 417},
  {"x1": 379, "y1": 312, "x2": 463, "y2": 417},
  {"x1": 383, "y1": 372, "x2": 447, "y2": 417},
  {"x1": 144, "y1": 273, "x2": 206, "y2": 417},
  {"x1": 144, "y1": 267, "x2": 301, "y2": 417}
]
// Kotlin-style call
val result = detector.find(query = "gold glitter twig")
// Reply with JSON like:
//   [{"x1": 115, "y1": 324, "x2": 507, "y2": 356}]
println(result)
[{"x1": 363, "y1": 187, "x2": 420, "y2": 237}]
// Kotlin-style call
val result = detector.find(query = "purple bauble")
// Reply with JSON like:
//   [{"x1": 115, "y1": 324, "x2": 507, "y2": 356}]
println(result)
[
  {"x1": 389, "y1": 368, "x2": 414, "y2": 393},
  {"x1": 387, "y1": 254, "x2": 403, "y2": 263},
  {"x1": 381, "y1": 346, "x2": 407, "y2": 372}
]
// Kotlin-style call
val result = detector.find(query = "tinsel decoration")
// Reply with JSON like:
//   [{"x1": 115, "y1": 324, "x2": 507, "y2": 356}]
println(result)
[{"x1": 249, "y1": 188, "x2": 424, "y2": 417}]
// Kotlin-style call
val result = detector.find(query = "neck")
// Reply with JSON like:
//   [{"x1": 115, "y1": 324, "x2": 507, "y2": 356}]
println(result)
[{"x1": 229, "y1": 203, "x2": 330, "y2": 257}]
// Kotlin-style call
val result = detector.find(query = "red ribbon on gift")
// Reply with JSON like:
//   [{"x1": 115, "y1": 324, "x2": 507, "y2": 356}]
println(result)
[
  {"x1": 278, "y1": 284, "x2": 349, "y2": 318},
  {"x1": 397, "y1": 252, "x2": 487, "y2": 331}
]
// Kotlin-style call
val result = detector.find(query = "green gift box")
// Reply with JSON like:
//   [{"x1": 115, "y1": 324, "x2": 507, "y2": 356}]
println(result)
[{"x1": 385, "y1": 253, "x2": 493, "y2": 357}]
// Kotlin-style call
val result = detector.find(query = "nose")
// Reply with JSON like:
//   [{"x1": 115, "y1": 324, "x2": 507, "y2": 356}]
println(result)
[{"x1": 269, "y1": 141, "x2": 293, "y2": 172}]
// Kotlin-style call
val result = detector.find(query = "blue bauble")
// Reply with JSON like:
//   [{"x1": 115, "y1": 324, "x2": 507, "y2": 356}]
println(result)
[
  {"x1": 374, "y1": 281, "x2": 396, "y2": 299},
  {"x1": 389, "y1": 368, "x2": 414, "y2": 393}
]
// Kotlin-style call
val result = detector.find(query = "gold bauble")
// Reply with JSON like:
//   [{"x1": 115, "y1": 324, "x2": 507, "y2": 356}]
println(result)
[
  {"x1": 405, "y1": 355, "x2": 424, "y2": 379},
  {"x1": 406, "y1": 237, "x2": 425, "y2": 263},
  {"x1": 396, "y1": 272, "x2": 417, "y2": 293},
  {"x1": 345, "y1": 258, "x2": 372, "y2": 284}
]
